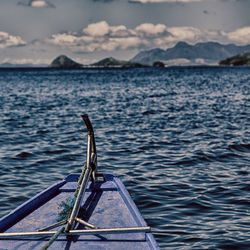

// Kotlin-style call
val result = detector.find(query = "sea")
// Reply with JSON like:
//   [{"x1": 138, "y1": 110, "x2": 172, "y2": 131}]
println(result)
[{"x1": 0, "y1": 66, "x2": 249, "y2": 249}]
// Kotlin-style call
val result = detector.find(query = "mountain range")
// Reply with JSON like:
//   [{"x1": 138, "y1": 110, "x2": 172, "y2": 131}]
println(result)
[
  {"x1": 49, "y1": 55, "x2": 146, "y2": 68},
  {"x1": 130, "y1": 41, "x2": 250, "y2": 65},
  {"x1": 1, "y1": 41, "x2": 250, "y2": 68}
]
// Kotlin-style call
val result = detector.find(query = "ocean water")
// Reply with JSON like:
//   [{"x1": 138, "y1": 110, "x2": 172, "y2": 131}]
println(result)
[{"x1": 0, "y1": 67, "x2": 249, "y2": 249}]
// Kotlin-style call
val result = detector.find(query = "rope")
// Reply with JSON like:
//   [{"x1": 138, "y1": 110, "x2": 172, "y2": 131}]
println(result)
[
  {"x1": 40, "y1": 225, "x2": 66, "y2": 250},
  {"x1": 74, "y1": 164, "x2": 86, "y2": 198},
  {"x1": 41, "y1": 164, "x2": 87, "y2": 249},
  {"x1": 56, "y1": 164, "x2": 86, "y2": 222}
]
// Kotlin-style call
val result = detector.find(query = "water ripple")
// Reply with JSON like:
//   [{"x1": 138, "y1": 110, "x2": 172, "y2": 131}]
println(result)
[{"x1": 0, "y1": 67, "x2": 250, "y2": 249}]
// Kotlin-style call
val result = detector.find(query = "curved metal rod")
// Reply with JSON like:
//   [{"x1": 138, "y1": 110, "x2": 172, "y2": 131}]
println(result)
[
  {"x1": 65, "y1": 114, "x2": 98, "y2": 232},
  {"x1": 81, "y1": 114, "x2": 97, "y2": 182},
  {"x1": 81, "y1": 114, "x2": 96, "y2": 156}
]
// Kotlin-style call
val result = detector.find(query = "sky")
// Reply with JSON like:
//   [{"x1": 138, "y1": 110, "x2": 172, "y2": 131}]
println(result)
[{"x1": 0, "y1": 0, "x2": 250, "y2": 65}]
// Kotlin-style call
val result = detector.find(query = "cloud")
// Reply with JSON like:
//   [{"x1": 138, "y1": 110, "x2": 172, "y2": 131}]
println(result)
[
  {"x1": 45, "y1": 21, "x2": 250, "y2": 53},
  {"x1": 224, "y1": 27, "x2": 250, "y2": 44},
  {"x1": 18, "y1": 0, "x2": 55, "y2": 8},
  {"x1": 46, "y1": 21, "x2": 166, "y2": 53},
  {"x1": 167, "y1": 26, "x2": 202, "y2": 41},
  {"x1": 135, "y1": 23, "x2": 170, "y2": 37},
  {"x1": 83, "y1": 21, "x2": 110, "y2": 37},
  {"x1": 0, "y1": 32, "x2": 26, "y2": 49},
  {"x1": 129, "y1": 0, "x2": 203, "y2": 3},
  {"x1": 1, "y1": 58, "x2": 50, "y2": 65}
]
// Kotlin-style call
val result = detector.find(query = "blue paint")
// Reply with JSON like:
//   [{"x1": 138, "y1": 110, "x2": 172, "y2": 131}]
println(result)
[{"x1": 0, "y1": 174, "x2": 159, "y2": 249}]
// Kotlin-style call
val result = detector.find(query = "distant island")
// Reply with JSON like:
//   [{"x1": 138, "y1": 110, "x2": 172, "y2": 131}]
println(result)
[
  {"x1": 152, "y1": 61, "x2": 165, "y2": 67},
  {"x1": 1, "y1": 41, "x2": 250, "y2": 68},
  {"x1": 50, "y1": 55, "x2": 83, "y2": 69},
  {"x1": 219, "y1": 51, "x2": 250, "y2": 66},
  {"x1": 49, "y1": 56, "x2": 147, "y2": 69},
  {"x1": 49, "y1": 41, "x2": 250, "y2": 68},
  {"x1": 90, "y1": 57, "x2": 146, "y2": 68}
]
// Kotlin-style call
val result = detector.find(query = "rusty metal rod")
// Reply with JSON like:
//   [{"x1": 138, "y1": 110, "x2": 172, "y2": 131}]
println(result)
[
  {"x1": 38, "y1": 220, "x2": 67, "y2": 232},
  {"x1": 0, "y1": 226, "x2": 151, "y2": 238},
  {"x1": 75, "y1": 217, "x2": 98, "y2": 229}
]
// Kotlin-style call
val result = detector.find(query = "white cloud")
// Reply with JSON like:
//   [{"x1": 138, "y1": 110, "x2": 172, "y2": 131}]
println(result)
[
  {"x1": 224, "y1": 27, "x2": 250, "y2": 44},
  {"x1": 46, "y1": 21, "x2": 145, "y2": 53},
  {"x1": 18, "y1": 0, "x2": 55, "y2": 8},
  {"x1": 49, "y1": 33, "x2": 78, "y2": 45},
  {"x1": 0, "y1": 31, "x2": 26, "y2": 49},
  {"x1": 46, "y1": 21, "x2": 170, "y2": 52},
  {"x1": 166, "y1": 26, "x2": 202, "y2": 41},
  {"x1": 135, "y1": 23, "x2": 168, "y2": 37},
  {"x1": 1, "y1": 58, "x2": 50, "y2": 65},
  {"x1": 110, "y1": 25, "x2": 129, "y2": 37},
  {"x1": 83, "y1": 21, "x2": 110, "y2": 37},
  {"x1": 45, "y1": 22, "x2": 250, "y2": 54},
  {"x1": 83, "y1": 21, "x2": 131, "y2": 38},
  {"x1": 31, "y1": 1, "x2": 48, "y2": 7}
]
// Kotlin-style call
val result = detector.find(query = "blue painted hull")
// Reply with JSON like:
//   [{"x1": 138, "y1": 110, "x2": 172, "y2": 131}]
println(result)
[{"x1": 0, "y1": 174, "x2": 159, "y2": 249}]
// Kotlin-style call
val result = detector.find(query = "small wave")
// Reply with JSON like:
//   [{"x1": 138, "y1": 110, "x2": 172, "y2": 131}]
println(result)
[
  {"x1": 148, "y1": 93, "x2": 167, "y2": 98},
  {"x1": 178, "y1": 199, "x2": 213, "y2": 212},
  {"x1": 229, "y1": 199, "x2": 250, "y2": 207},
  {"x1": 138, "y1": 144, "x2": 161, "y2": 151},
  {"x1": 142, "y1": 110, "x2": 159, "y2": 115},
  {"x1": 229, "y1": 143, "x2": 250, "y2": 153},
  {"x1": 171, "y1": 152, "x2": 240, "y2": 166},
  {"x1": 15, "y1": 151, "x2": 33, "y2": 159},
  {"x1": 170, "y1": 157, "x2": 195, "y2": 166},
  {"x1": 36, "y1": 130, "x2": 49, "y2": 134},
  {"x1": 43, "y1": 149, "x2": 68, "y2": 155},
  {"x1": 240, "y1": 184, "x2": 250, "y2": 192},
  {"x1": 199, "y1": 152, "x2": 239, "y2": 163},
  {"x1": 236, "y1": 170, "x2": 248, "y2": 176},
  {"x1": 217, "y1": 240, "x2": 250, "y2": 250},
  {"x1": 56, "y1": 154, "x2": 77, "y2": 161}
]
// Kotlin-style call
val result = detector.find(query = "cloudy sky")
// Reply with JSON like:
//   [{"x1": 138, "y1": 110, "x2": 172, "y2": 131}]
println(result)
[{"x1": 0, "y1": 0, "x2": 250, "y2": 65}]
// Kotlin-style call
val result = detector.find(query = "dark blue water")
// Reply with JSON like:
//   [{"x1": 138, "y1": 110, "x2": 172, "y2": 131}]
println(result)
[{"x1": 0, "y1": 67, "x2": 249, "y2": 249}]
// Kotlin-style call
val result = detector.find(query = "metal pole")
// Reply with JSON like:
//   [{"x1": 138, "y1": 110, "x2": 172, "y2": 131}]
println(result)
[
  {"x1": 38, "y1": 220, "x2": 67, "y2": 232},
  {"x1": 65, "y1": 114, "x2": 96, "y2": 232},
  {"x1": 0, "y1": 227, "x2": 151, "y2": 238},
  {"x1": 65, "y1": 165, "x2": 92, "y2": 232},
  {"x1": 75, "y1": 217, "x2": 98, "y2": 229}
]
